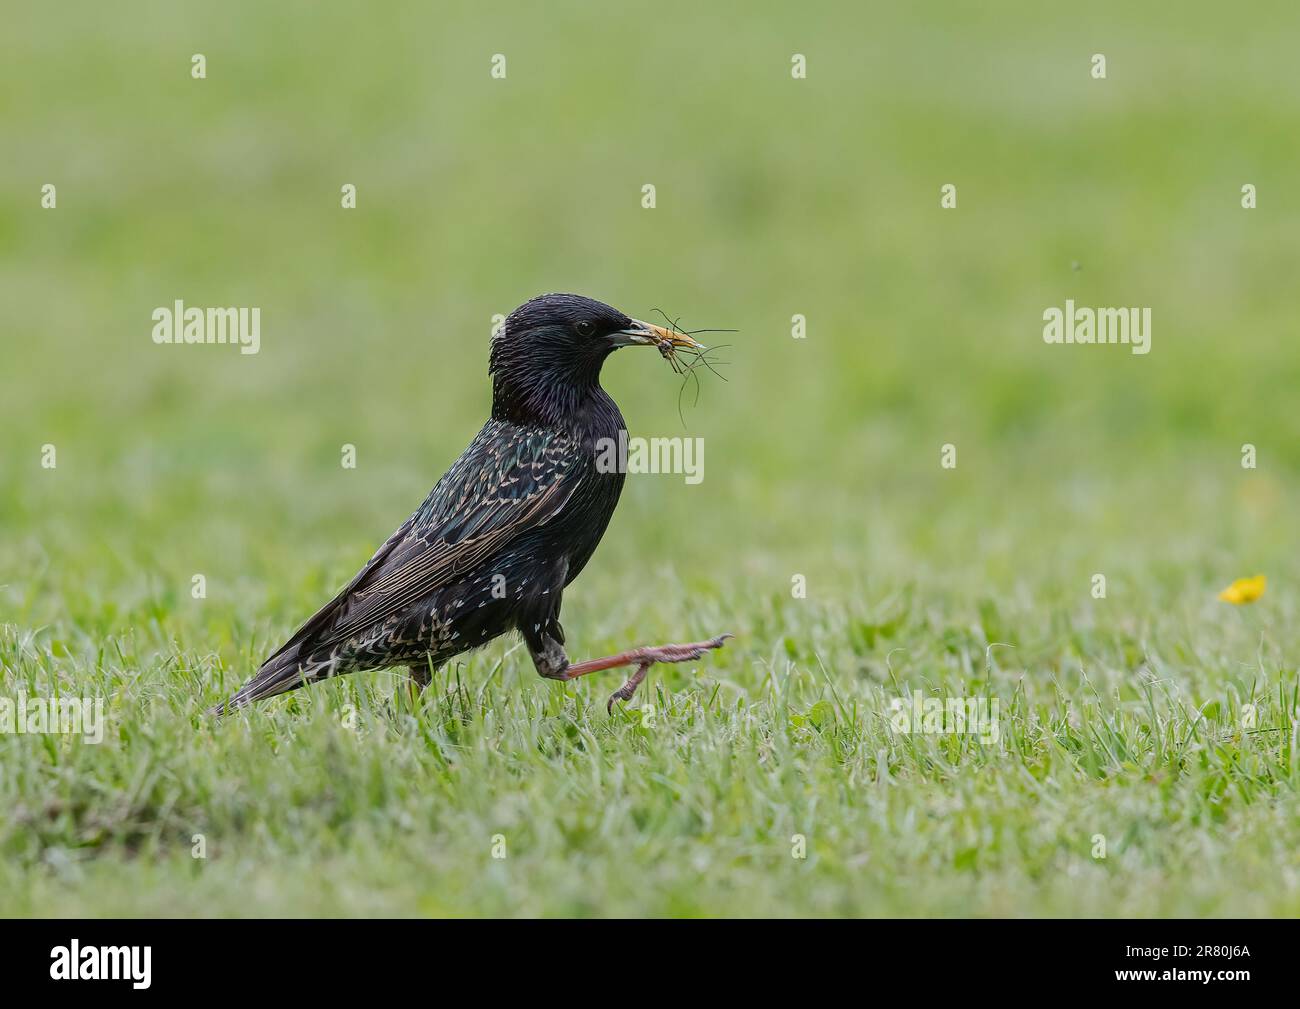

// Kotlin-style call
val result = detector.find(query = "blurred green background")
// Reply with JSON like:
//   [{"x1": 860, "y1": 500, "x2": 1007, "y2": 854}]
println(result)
[
  {"x1": 6, "y1": 1, "x2": 1299, "y2": 609},
  {"x1": 3, "y1": 2, "x2": 1300, "y2": 916}
]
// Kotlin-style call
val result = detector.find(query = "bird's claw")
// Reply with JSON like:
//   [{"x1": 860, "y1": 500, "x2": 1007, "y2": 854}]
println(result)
[
  {"x1": 606, "y1": 670, "x2": 646, "y2": 714},
  {"x1": 607, "y1": 660, "x2": 652, "y2": 714},
  {"x1": 605, "y1": 633, "x2": 732, "y2": 713}
]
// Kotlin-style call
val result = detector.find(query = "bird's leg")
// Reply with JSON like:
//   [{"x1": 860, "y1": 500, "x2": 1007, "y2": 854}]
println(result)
[
  {"x1": 530, "y1": 634, "x2": 732, "y2": 713},
  {"x1": 405, "y1": 662, "x2": 433, "y2": 704}
]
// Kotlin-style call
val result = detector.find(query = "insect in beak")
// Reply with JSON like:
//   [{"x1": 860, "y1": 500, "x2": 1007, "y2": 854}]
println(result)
[{"x1": 615, "y1": 319, "x2": 707, "y2": 353}]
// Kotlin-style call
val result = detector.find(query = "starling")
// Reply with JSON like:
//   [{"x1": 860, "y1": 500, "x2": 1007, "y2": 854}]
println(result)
[{"x1": 214, "y1": 293, "x2": 730, "y2": 715}]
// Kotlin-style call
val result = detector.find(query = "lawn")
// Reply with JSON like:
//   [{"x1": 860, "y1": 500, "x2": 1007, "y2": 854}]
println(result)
[{"x1": 3, "y1": 0, "x2": 1300, "y2": 916}]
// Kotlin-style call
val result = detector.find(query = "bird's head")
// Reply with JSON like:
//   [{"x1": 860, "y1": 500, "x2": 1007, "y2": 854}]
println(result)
[{"x1": 489, "y1": 293, "x2": 702, "y2": 425}]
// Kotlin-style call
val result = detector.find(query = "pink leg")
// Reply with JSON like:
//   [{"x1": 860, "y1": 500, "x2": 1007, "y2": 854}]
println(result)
[{"x1": 561, "y1": 634, "x2": 732, "y2": 712}]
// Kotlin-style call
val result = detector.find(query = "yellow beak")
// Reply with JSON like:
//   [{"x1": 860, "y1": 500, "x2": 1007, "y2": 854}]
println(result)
[{"x1": 623, "y1": 320, "x2": 706, "y2": 350}]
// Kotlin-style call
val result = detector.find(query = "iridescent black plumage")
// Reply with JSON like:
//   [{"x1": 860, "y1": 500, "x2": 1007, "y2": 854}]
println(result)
[{"x1": 215, "y1": 294, "x2": 727, "y2": 714}]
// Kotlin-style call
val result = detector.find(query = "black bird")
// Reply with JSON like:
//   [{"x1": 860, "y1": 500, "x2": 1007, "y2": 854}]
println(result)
[{"x1": 214, "y1": 293, "x2": 729, "y2": 715}]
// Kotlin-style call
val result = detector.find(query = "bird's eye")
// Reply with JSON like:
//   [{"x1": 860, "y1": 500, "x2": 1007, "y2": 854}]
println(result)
[{"x1": 575, "y1": 319, "x2": 596, "y2": 337}]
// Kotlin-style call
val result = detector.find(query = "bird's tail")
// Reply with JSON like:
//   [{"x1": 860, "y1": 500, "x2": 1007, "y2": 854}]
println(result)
[{"x1": 209, "y1": 645, "x2": 328, "y2": 716}]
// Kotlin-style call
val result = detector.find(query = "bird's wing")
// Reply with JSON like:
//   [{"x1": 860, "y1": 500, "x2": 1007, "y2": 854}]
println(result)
[{"x1": 266, "y1": 421, "x2": 582, "y2": 661}]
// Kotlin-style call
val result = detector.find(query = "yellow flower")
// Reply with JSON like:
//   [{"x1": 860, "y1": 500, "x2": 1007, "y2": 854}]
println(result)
[{"x1": 1218, "y1": 575, "x2": 1266, "y2": 604}]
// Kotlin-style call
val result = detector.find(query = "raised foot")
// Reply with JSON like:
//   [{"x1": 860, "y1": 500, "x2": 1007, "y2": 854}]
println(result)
[
  {"x1": 634, "y1": 634, "x2": 733, "y2": 665},
  {"x1": 605, "y1": 633, "x2": 732, "y2": 714}
]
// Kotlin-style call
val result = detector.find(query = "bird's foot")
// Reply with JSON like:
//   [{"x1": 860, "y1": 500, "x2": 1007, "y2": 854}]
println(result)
[
  {"x1": 554, "y1": 633, "x2": 732, "y2": 713},
  {"x1": 631, "y1": 634, "x2": 733, "y2": 666},
  {"x1": 606, "y1": 660, "x2": 653, "y2": 713}
]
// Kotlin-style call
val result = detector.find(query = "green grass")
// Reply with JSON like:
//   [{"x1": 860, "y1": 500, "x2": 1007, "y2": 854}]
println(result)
[{"x1": 3, "y1": 0, "x2": 1300, "y2": 916}]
